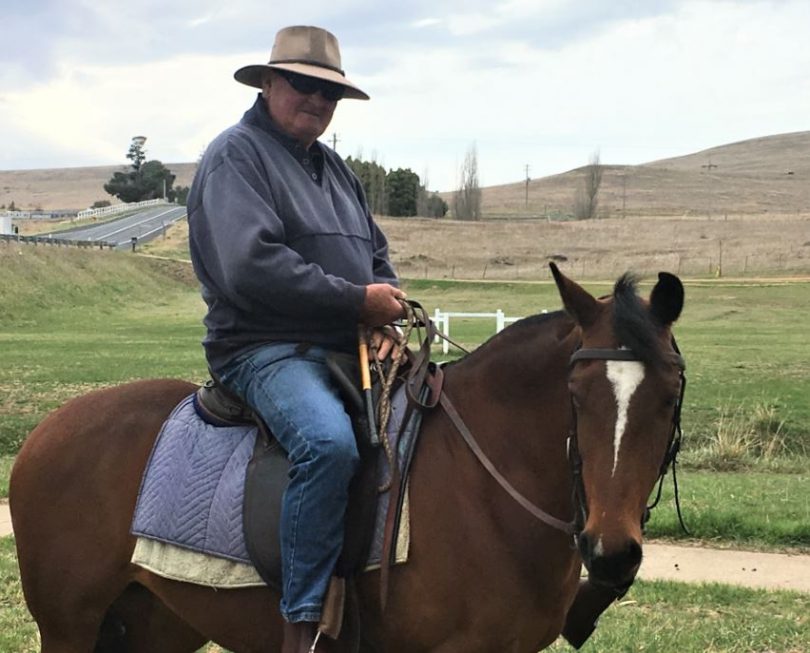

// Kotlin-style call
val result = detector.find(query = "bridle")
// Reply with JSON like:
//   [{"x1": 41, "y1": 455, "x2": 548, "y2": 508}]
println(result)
[
  {"x1": 567, "y1": 342, "x2": 688, "y2": 536},
  {"x1": 439, "y1": 339, "x2": 688, "y2": 542}
]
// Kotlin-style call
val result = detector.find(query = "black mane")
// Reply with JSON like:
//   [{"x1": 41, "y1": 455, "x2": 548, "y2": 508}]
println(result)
[{"x1": 612, "y1": 274, "x2": 665, "y2": 368}]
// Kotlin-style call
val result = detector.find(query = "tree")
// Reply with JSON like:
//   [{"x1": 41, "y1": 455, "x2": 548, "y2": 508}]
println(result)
[
  {"x1": 171, "y1": 185, "x2": 190, "y2": 206},
  {"x1": 140, "y1": 160, "x2": 175, "y2": 199},
  {"x1": 423, "y1": 192, "x2": 448, "y2": 218},
  {"x1": 104, "y1": 137, "x2": 177, "y2": 203},
  {"x1": 345, "y1": 155, "x2": 388, "y2": 214},
  {"x1": 453, "y1": 144, "x2": 481, "y2": 221},
  {"x1": 574, "y1": 151, "x2": 603, "y2": 220},
  {"x1": 386, "y1": 168, "x2": 420, "y2": 216},
  {"x1": 127, "y1": 136, "x2": 147, "y2": 171}
]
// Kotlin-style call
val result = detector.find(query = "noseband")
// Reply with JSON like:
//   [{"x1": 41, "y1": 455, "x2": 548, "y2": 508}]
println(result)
[{"x1": 567, "y1": 342, "x2": 688, "y2": 536}]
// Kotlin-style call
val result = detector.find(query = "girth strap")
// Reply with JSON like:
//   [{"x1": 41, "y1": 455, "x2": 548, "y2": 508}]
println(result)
[{"x1": 438, "y1": 392, "x2": 576, "y2": 536}]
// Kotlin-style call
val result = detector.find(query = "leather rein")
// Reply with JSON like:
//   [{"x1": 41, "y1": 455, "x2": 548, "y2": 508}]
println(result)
[{"x1": 437, "y1": 341, "x2": 688, "y2": 541}]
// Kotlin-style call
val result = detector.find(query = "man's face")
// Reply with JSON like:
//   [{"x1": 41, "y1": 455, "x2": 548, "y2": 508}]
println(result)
[{"x1": 263, "y1": 72, "x2": 337, "y2": 148}]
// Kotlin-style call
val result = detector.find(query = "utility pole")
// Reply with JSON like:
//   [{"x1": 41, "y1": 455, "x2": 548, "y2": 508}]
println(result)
[
  {"x1": 621, "y1": 173, "x2": 627, "y2": 219},
  {"x1": 701, "y1": 158, "x2": 718, "y2": 217},
  {"x1": 330, "y1": 132, "x2": 340, "y2": 151},
  {"x1": 524, "y1": 164, "x2": 530, "y2": 210}
]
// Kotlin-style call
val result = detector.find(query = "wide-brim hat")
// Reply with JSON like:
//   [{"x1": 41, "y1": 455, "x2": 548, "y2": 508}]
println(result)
[{"x1": 234, "y1": 25, "x2": 369, "y2": 101}]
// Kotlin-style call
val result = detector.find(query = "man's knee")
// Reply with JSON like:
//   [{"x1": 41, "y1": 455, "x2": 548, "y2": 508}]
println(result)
[{"x1": 308, "y1": 433, "x2": 359, "y2": 475}]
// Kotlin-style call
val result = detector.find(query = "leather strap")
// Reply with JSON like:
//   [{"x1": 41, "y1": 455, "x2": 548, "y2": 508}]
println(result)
[{"x1": 439, "y1": 392, "x2": 576, "y2": 536}]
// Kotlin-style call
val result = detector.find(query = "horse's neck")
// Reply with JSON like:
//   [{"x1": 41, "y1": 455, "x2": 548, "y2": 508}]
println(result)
[{"x1": 441, "y1": 313, "x2": 577, "y2": 488}]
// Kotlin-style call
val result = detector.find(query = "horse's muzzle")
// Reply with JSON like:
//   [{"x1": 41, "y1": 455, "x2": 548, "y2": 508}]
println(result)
[{"x1": 577, "y1": 531, "x2": 642, "y2": 589}]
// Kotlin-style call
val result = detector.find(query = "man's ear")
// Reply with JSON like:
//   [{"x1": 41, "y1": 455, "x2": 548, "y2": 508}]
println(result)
[{"x1": 261, "y1": 74, "x2": 273, "y2": 100}]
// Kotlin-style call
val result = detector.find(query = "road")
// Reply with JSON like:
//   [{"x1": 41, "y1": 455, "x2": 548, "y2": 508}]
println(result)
[{"x1": 47, "y1": 205, "x2": 187, "y2": 249}]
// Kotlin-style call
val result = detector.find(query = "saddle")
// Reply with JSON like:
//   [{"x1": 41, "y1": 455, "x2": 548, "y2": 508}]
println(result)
[{"x1": 195, "y1": 338, "x2": 442, "y2": 637}]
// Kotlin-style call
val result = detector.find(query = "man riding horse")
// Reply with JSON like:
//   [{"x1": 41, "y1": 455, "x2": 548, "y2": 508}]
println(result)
[{"x1": 187, "y1": 25, "x2": 403, "y2": 652}]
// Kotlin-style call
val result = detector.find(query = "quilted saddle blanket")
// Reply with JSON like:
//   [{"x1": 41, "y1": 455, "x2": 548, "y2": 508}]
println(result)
[{"x1": 131, "y1": 387, "x2": 415, "y2": 586}]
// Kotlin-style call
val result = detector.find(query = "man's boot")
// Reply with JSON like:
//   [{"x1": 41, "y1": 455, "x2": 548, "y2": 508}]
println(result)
[{"x1": 281, "y1": 621, "x2": 330, "y2": 653}]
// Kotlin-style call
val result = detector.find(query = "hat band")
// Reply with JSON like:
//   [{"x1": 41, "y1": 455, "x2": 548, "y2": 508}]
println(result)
[{"x1": 268, "y1": 58, "x2": 345, "y2": 76}]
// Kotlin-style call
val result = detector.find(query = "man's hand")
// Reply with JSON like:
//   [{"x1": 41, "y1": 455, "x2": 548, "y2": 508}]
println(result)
[
  {"x1": 361, "y1": 283, "x2": 406, "y2": 327},
  {"x1": 370, "y1": 325, "x2": 402, "y2": 361}
]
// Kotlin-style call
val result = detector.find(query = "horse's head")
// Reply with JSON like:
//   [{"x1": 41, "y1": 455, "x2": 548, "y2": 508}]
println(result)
[{"x1": 550, "y1": 263, "x2": 685, "y2": 590}]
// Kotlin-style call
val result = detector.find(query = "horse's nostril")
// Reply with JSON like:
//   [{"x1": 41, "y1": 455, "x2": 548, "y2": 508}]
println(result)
[
  {"x1": 581, "y1": 536, "x2": 643, "y2": 588},
  {"x1": 625, "y1": 539, "x2": 642, "y2": 567}
]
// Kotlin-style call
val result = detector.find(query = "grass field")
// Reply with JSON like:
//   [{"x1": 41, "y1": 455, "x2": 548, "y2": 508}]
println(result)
[
  {"x1": 1, "y1": 243, "x2": 809, "y2": 651},
  {"x1": 1, "y1": 244, "x2": 808, "y2": 551}
]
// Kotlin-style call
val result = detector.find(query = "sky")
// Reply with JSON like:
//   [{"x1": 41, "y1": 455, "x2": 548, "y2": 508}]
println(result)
[{"x1": 1, "y1": 0, "x2": 808, "y2": 192}]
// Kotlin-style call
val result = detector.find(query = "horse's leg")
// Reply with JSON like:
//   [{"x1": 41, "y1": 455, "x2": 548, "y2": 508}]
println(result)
[
  {"x1": 11, "y1": 380, "x2": 198, "y2": 652},
  {"x1": 134, "y1": 570, "x2": 284, "y2": 653},
  {"x1": 102, "y1": 583, "x2": 209, "y2": 652}
]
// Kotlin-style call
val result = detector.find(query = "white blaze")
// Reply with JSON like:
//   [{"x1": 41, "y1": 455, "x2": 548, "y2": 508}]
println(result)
[{"x1": 606, "y1": 359, "x2": 645, "y2": 476}]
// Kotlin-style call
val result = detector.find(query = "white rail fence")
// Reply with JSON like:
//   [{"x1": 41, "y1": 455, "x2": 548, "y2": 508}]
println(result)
[
  {"x1": 432, "y1": 309, "x2": 530, "y2": 354},
  {"x1": 77, "y1": 198, "x2": 168, "y2": 219}
]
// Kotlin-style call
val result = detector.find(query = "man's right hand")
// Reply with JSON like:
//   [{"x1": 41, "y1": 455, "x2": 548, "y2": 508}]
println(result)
[{"x1": 360, "y1": 283, "x2": 406, "y2": 327}]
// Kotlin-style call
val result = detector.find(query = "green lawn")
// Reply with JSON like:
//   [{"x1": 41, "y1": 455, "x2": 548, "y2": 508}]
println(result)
[
  {"x1": 2, "y1": 246, "x2": 809, "y2": 651},
  {"x1": 646, "y1": 470, "x2": 810, "y2": 550},
  {"x1": 549, "y1": 579, "x2": 809, "y2": 652},
  {"x1": 1, "y1": 247, "x2": 808, "y2": 552}
]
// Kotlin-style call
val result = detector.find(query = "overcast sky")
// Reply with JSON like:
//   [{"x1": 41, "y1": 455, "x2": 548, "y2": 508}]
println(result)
[{"x1": 1, "y1": 0, "x2": 808, "y2": 191}]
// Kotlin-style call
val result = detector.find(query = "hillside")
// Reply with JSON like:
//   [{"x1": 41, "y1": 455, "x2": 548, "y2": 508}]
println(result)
[
  {"x1": 2, "y1": 131, "x2": 809, "y2": 215},
  {"x1": 0, "y1": 163, "x2": 197, "y2": 211},
  {"x1": 480, "y1": 131, "x2": 810, "y2": 217}
]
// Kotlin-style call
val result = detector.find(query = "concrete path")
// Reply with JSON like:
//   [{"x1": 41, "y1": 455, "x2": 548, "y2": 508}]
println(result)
[
  {"x1": 640, "y1": 542, "x2": 810, "y2": 593},
  {"x1": 1, "y1": 501, "x2": 807, "y2": 593},
  {"x1": 1, "y1": 501, "x2": 11, "y2": 538}
]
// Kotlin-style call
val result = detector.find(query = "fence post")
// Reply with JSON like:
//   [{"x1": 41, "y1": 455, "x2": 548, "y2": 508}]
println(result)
[{"x1": 496, "y1": 309, "x2": 505, "y2": 333}]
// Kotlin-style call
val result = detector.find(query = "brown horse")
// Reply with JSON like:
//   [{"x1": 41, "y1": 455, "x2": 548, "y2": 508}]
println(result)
[{"x1": 10, "y1": 264, "x2": 685, "y2": 652}]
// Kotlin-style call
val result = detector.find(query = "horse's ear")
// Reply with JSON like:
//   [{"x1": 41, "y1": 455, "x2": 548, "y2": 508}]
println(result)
[
  {"x1": 550, "y1": 262, "x2": 600, "y2": 328},
  {"x1": 649, "y1": 272, "x2": 684, "y2": 327}
]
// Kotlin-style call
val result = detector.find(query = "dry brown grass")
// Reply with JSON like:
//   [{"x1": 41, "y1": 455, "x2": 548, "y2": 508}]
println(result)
[
  {"x1": 5, "y1": 131, "x2": 810, "y2": 280},
  {"x1": 379, "y1": 213, "x2": 810, "y2": 280},
  {"x1": 466, "y1": 131, "x2": 810, "y2": 218},
  {"x1": 0, "y1": 163, "x2": 196, "y2": 211},
  {"x1": 142, "y1": 212, "x2": 810, "y2": 281}
]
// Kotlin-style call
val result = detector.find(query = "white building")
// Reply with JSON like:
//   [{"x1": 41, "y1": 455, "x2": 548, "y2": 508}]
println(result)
[{"x1": 0, "y1": 214, "x2": 12, "y2": 235}]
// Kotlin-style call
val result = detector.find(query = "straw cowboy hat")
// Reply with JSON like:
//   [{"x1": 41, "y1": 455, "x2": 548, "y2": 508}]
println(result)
[{"x1": 234, "y1": 25, "x2": 369, "y2": 100}]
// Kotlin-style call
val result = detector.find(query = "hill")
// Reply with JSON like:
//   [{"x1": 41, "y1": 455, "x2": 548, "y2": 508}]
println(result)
[
  {"x1": 480, "y1": 131, "x2": 810, "y2": 217},
  {"x1": 2, "y1": 131, "x2": 809, "y2": 215},
  {"x1": 0, "y1": 163, "x2": 197, "y2": 211}
]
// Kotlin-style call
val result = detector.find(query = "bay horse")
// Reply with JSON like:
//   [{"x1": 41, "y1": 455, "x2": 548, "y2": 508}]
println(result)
[{"x1": 10, "y1": 264, "x2": 685, "y2": 652}]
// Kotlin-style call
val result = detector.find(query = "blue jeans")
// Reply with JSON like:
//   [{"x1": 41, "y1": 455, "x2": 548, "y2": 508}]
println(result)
[{"x1": 216, "y1": 342, "x2": 359, "y2": 623}]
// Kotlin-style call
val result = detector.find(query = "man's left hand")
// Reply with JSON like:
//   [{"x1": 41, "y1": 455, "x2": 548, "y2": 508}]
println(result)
[{"x1": 370, "y1": 325, "x2": 402, "y2": 362}]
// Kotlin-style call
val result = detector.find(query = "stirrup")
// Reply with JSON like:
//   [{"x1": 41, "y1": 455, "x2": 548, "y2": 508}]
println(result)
[{"x1": 308, "y1": 630, "x2": 322, "y2": 653}]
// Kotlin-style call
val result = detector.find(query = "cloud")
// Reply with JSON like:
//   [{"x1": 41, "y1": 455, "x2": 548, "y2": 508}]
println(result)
[{"x1": 2, "y1": 0, "x2": 809, "y2": 192}]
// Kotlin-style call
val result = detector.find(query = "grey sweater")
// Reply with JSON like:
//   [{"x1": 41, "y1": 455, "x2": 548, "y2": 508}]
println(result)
[{"x1": 187, "y1": 97, "x2": 398, "y2": 369}]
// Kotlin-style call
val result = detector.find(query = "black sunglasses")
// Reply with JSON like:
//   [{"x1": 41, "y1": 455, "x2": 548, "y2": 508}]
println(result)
[{"x1": 277, "y1": 70, "x2": 345, "y2": 102}]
